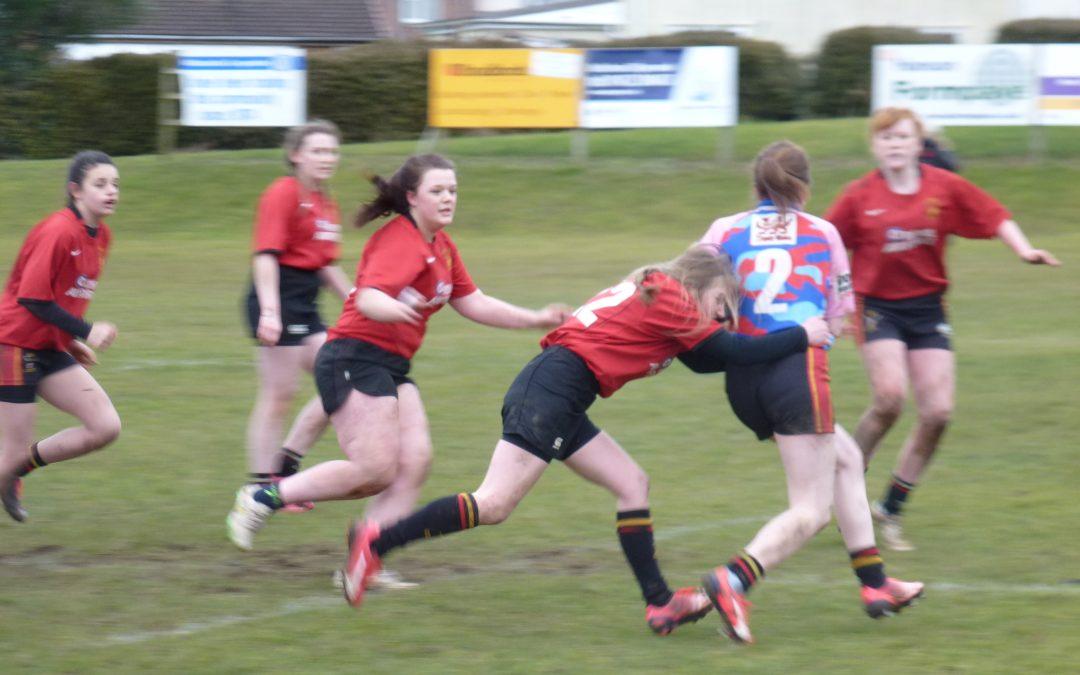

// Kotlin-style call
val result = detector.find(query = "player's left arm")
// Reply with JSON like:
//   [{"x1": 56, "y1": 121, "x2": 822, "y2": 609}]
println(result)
[
  {"x1": 821, "y1": 220, "x2": 856, "y2": 334},
  {"x1": 996, "y1": 219, "x2": 1061, "y2": 266},
  {"x1": 317, "y1": 264, "x2": 353, "y2": 300},
  {"x1": 450, "y1": 290, "x2": 571, "y2": 329}
]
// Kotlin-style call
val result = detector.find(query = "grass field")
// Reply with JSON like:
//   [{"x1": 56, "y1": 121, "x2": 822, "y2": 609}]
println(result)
[{"x1": 1, "y1": 119, "x2": 1078, "y2": 673}]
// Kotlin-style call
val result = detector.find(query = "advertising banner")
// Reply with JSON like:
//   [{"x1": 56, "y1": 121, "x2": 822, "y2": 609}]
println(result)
[
  {"x1": 872, "y1": 45, "x2": 1036, "y2": 126},
  {"x1": 1037, "y1": 44, "x2": 1080, "y2": 126},
  {"x1": 428, "y1": 49, "x2": 583, "y2": 128},
  {"x1": 580, "y1": 47, "x2": 737, "y2": 128},
  {"x1": 178, "y1": 46, "x2": 306, "y2": 127}
]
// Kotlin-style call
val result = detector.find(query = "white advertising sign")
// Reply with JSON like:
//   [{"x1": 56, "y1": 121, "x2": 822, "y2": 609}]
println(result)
[
  {"x1": 1037, "y1": 44, "x2": 1080, "y2": 126},
  {"x1": 872, "y1": 45, "x2": 1036, "y2": 126},
  {"x1": 178, "y1": 46, "x2": 306, "y2": 127},
  {"x1": 581, "y1": 47, "x2": 737, "y2": 128}
]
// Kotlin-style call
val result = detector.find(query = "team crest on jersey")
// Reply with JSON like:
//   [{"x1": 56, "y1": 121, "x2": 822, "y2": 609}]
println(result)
[
  {"x1": 750, "y1": 213, "x2": 797, "y2": 246},
  {"x1": 925, "y1": 197, "x2": 942, "y2": 220}
]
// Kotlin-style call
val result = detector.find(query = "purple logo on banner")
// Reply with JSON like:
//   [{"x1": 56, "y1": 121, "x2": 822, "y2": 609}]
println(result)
[
  {"x1": 585, "y1": 49, "x2": 683, "y2": 101},
  {"x1": 1041, "y1": 77, "x2": 1080, "y2": 95}
]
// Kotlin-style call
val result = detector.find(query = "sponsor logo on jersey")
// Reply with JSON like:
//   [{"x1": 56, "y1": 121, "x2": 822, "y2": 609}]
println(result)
[
  {"x1": 750, "y1": 213, "x2": 797, "y2": 246},
  {"x1": 312, "y1": 218, "x2": 342, "y2": 242},
  {"x1": 646, "y1": 356, "x2": 675, "y2": 376},
  {"x1": 70, "y1": 249, "x2": 82, "y2": 256},
  {"x1": 864, "y1": 208, "x2": 887, "y2": 216},
  {"x1": 64, "y1": 275, "x2": 97, "y2": 299},
  {"x1": 837, "y1": 272, "x2": 852, "y2": 294},
  {"x1": 924, "y1": 197, "x2": 942, "y2": 220},
  {"x1": 425, "y1": 256, "x2": 436, "y2": 264},
  {"x1": 882, "y1": 227, "x2": 937, "y2": 253}
]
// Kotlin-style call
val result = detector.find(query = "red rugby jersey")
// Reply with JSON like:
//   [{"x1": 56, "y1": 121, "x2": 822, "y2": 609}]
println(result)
[
  {"x1": 0, "y1": 208, "x2": 112, "y2": 350},
  {"x1": 542, "y1": 272, "x2": 720, "y2": 398},
  {"x1": 252, "y1": 176, "x2": 341, "y2": 270},
  {"x1": 328, "y1": 215, "x2": 477, "y2": 359},
  {"x1": 825, "y1": 165, "x2": 1008, "y2": 299}
]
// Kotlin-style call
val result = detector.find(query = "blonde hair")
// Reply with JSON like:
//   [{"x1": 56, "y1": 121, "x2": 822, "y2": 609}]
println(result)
[
  {"x1": 628, "y1": 246, "x2": 740, "y2": 335},
  {"x1": 753, "y1": 140, "x2": 810, "y2": 215},
  {"x1": 869, "y1": 107, "x2": 925, "y2": 139}
]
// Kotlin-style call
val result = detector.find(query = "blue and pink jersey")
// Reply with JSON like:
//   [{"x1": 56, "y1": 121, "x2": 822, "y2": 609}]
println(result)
[{"x1": 699, "y1": 201, "x2": 854, "y2": 336}]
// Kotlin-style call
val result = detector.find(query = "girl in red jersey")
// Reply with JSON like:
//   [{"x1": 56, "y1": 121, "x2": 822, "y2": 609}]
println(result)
[
  {"x1": 825, "y1": 108, "x2": 1060, "y2": 551},
  {"x1": 227, "y1": 153, "x2": 571, "y2": 553},
  {"x1": 0, "y1": 151, "x2": 121, "y2": 522},
  {"x1": 236, "y1": 120, "x2": 350, "y2": 513},
  {"x1": 339, "y1": 246, "x2": 831, "y2": 636},
  {"x1": 698, "y1": 142, "x2": 923, "y2": 645}
]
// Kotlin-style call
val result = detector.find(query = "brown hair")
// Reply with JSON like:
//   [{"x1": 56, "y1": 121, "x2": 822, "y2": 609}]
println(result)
[
  {"x1": 869, "y1": 107, "x2": 925, "y2": 139},
  {"x1": 753, "y1": 140, "x2": 810, "y2": 215},
  {"x1": 355, "y1": 154, "x2": 456, "y2": 228},
  {"x1": 628, "y1": 246, "x2": 740, "y2": 334},
  {"x1": 66, "y1": 150, "x2": 115, "y2": 209},
  {"x1": 283, "y1": 118, "x2": 341, "y2": 171}
]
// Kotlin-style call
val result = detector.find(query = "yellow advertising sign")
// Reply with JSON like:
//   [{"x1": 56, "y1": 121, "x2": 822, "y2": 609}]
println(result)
[{"x1": 429, "y1": 49, "x2": 583, "y2": 128}]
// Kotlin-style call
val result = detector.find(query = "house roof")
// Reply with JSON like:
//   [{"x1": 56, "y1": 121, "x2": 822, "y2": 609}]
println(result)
[{"x1": 92, "y1": 0, "x2": 387, "y2": 44}]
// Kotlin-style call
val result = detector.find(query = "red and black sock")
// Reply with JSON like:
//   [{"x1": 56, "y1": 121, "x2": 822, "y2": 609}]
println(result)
[
  {"x1": 15, "y1": 442, "x2": 47, "y2": 478},
  {"x1": 617, "y1": 509, "x2": 672, "y2": 607},
  {"x1": 881, "y1": 475, "x2": 915, "y2": 516},
  {"x1": 373, "y1": 492, "x2": 479, "y2": 559},
  {"x1": 726, "y1": 550, "x2": 765, "y2": 594},
  {"x1": 850, "y1": 546, "x2": 886, "y2": 588}
]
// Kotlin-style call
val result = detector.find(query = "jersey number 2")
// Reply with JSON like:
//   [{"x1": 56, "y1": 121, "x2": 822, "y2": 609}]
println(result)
[
  {"x1": 573, "y1": 281, "x2": 636, "y2": 327},
  {"x1": 753, "y1": 248, "x2": 792, "y2": 315}
]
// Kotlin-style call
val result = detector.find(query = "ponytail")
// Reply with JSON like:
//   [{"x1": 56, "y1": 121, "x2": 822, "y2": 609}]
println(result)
[
  {"x1": 752, "y1": 140, "x2": 810, "y2": 215},
  {"x1": 355, "y1": 154, "x2": 456, "y2": 228}
]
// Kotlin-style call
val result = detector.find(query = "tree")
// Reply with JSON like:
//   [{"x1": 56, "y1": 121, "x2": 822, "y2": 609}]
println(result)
[{"x1": 0, "y1": 0, "x2": 140, "y2": 88}]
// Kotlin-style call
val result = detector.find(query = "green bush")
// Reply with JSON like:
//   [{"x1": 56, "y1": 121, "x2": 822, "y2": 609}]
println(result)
[
  {"x1": 598, "y1": 31, "x2": 800, "y2": 120},
  {"x1": 812, "y1": 26, "x2": 953, "y2": 117},
  {"x1": 997, "y1": 18, "x2": 1080, "y2": 43}
]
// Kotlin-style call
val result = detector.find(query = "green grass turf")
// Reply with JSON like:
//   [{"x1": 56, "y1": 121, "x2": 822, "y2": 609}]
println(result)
[{"x1": 0, "y1": 119, "x2": 1078, "y2": 672}]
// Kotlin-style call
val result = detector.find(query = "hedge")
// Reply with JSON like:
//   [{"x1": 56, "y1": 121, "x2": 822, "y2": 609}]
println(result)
[
  {"x1": 811, "y1": 26, "x2": 953, "y2": 117},
  {"x1": 997, "y1": 18, "x2": 1080, "y2": 43}
]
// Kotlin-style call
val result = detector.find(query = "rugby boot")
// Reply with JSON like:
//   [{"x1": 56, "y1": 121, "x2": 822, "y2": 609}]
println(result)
[
  {"x1": 646, "y1": 587, "x2": 713, "y2": 635},
  {"x1": 1, "y1": 474, "x2": 27, "y2": 522},
  {"x1": 226, "y1": 484, "x2": 274, "y2": 550},
  {"x1": 342, "y1": 520, "x2": 382, "y2": 608},
  {"x1": 872, "y1": 500, "x2": 915, "y2": 551},
  {"x1": 702, "y1": 567, "x2": 754, "y2": 644},
  {"x1": 861, "y1": 577, "x2": 925, "y2": 618}
]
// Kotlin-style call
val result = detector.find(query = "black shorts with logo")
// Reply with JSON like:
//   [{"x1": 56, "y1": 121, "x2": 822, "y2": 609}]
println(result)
[
  {"x1": 856, "y1": 292, "x2": 951, "y2": 351},
  {"x1": 725, "y1": 348, "x2": 834, "y2": 441},
  {"x1": 0, "y1": 345, "x2": 79, "y2": 403},
  {"x1": 244, "y1": 265, "x2": 326, "y2": 346},
  {"x1": 501, "y1": 346, "x2": 602, "y2": 463},
  {"x1": 314, "y1": 337, "x2": 415, "y2": 415}
]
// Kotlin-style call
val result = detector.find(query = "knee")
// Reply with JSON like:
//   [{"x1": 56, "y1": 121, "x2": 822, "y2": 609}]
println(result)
[
  {"x1": 259, "y1": 385, "x2": 299, "y2": 415},
  {"x1": 871, "y1": 389, "x2": 905, "y2": 422},
  {"x1": 362, "y1": 455, "x2": 398, "y2": 495},
  {"x1": 89, "y1": 412, "x2": 121, "y2": 448},
  {"x1": 918, "y1": 404, "x2": 952, "y2": 432},
  {"x1": 475, "y1": 493, "x2": 514, "y2": 526},
  {"x1": 792, "y1": 505, "x2": 832, "y2": 538},
  {"x1": 398, "y1": 442, "x2": 434, "y2": 488},
  {"x1": 619, "y1": 467, "x2": 650, "y2": 505}
]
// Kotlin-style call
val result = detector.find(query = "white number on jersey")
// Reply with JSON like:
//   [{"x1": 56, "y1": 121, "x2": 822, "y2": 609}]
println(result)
[
  {"x1": 753, "y1": 248, "x2": 793, "y2": 315},
  {"x1": 573, "y1": 280, "x2": 637, "y2": 328}
]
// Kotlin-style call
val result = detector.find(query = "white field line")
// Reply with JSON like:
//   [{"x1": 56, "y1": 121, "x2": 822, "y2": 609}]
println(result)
[
  {"x1": 97, "y1": 513, "x2": 1080, "y2": 647},
  {"x1": 113, "y1": 357, "x2": 243, "y2": 371}
]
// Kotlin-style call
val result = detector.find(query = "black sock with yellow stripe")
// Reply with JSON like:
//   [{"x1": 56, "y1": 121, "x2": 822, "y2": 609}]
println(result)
[
  {"x1": 726, "y1": 550, "x2": 765, "y2": 594},
  {"x1": 617, "y1": 509, "x2": 672, "y2": 607},
  {"x1": 374, "y1": 492, "x2": 479, "y2": 559},
  {"x1": 850, "y1": 546, "x2": 886, "y2": 588},
  {"x1": 15, "y1": 442, "x2": 47, "y2": 478}
]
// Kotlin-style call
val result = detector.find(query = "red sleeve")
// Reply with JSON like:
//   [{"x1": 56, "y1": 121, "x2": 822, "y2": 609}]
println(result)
[
  {"x1": 824, "y1": 182, "x2": 860, "y2": 248},
  {"x1": 946, "y1": 174, "x2": 1010, "y2": 239},
  {"x1": 356, "y1": 227, "x2": 423, "y2": 297},
  {"x1": 642, "y1": 280, "x2": 719, "y2": 352},
  {"x1": 16, "y1": 228, "x2": 67, "y2": 301},
  {"x1": 252, "y1": 179, "x2": 296, "y2": 254},
  {"x1": 446, "y1": 238, "x2": 478, "y2": 299}
]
